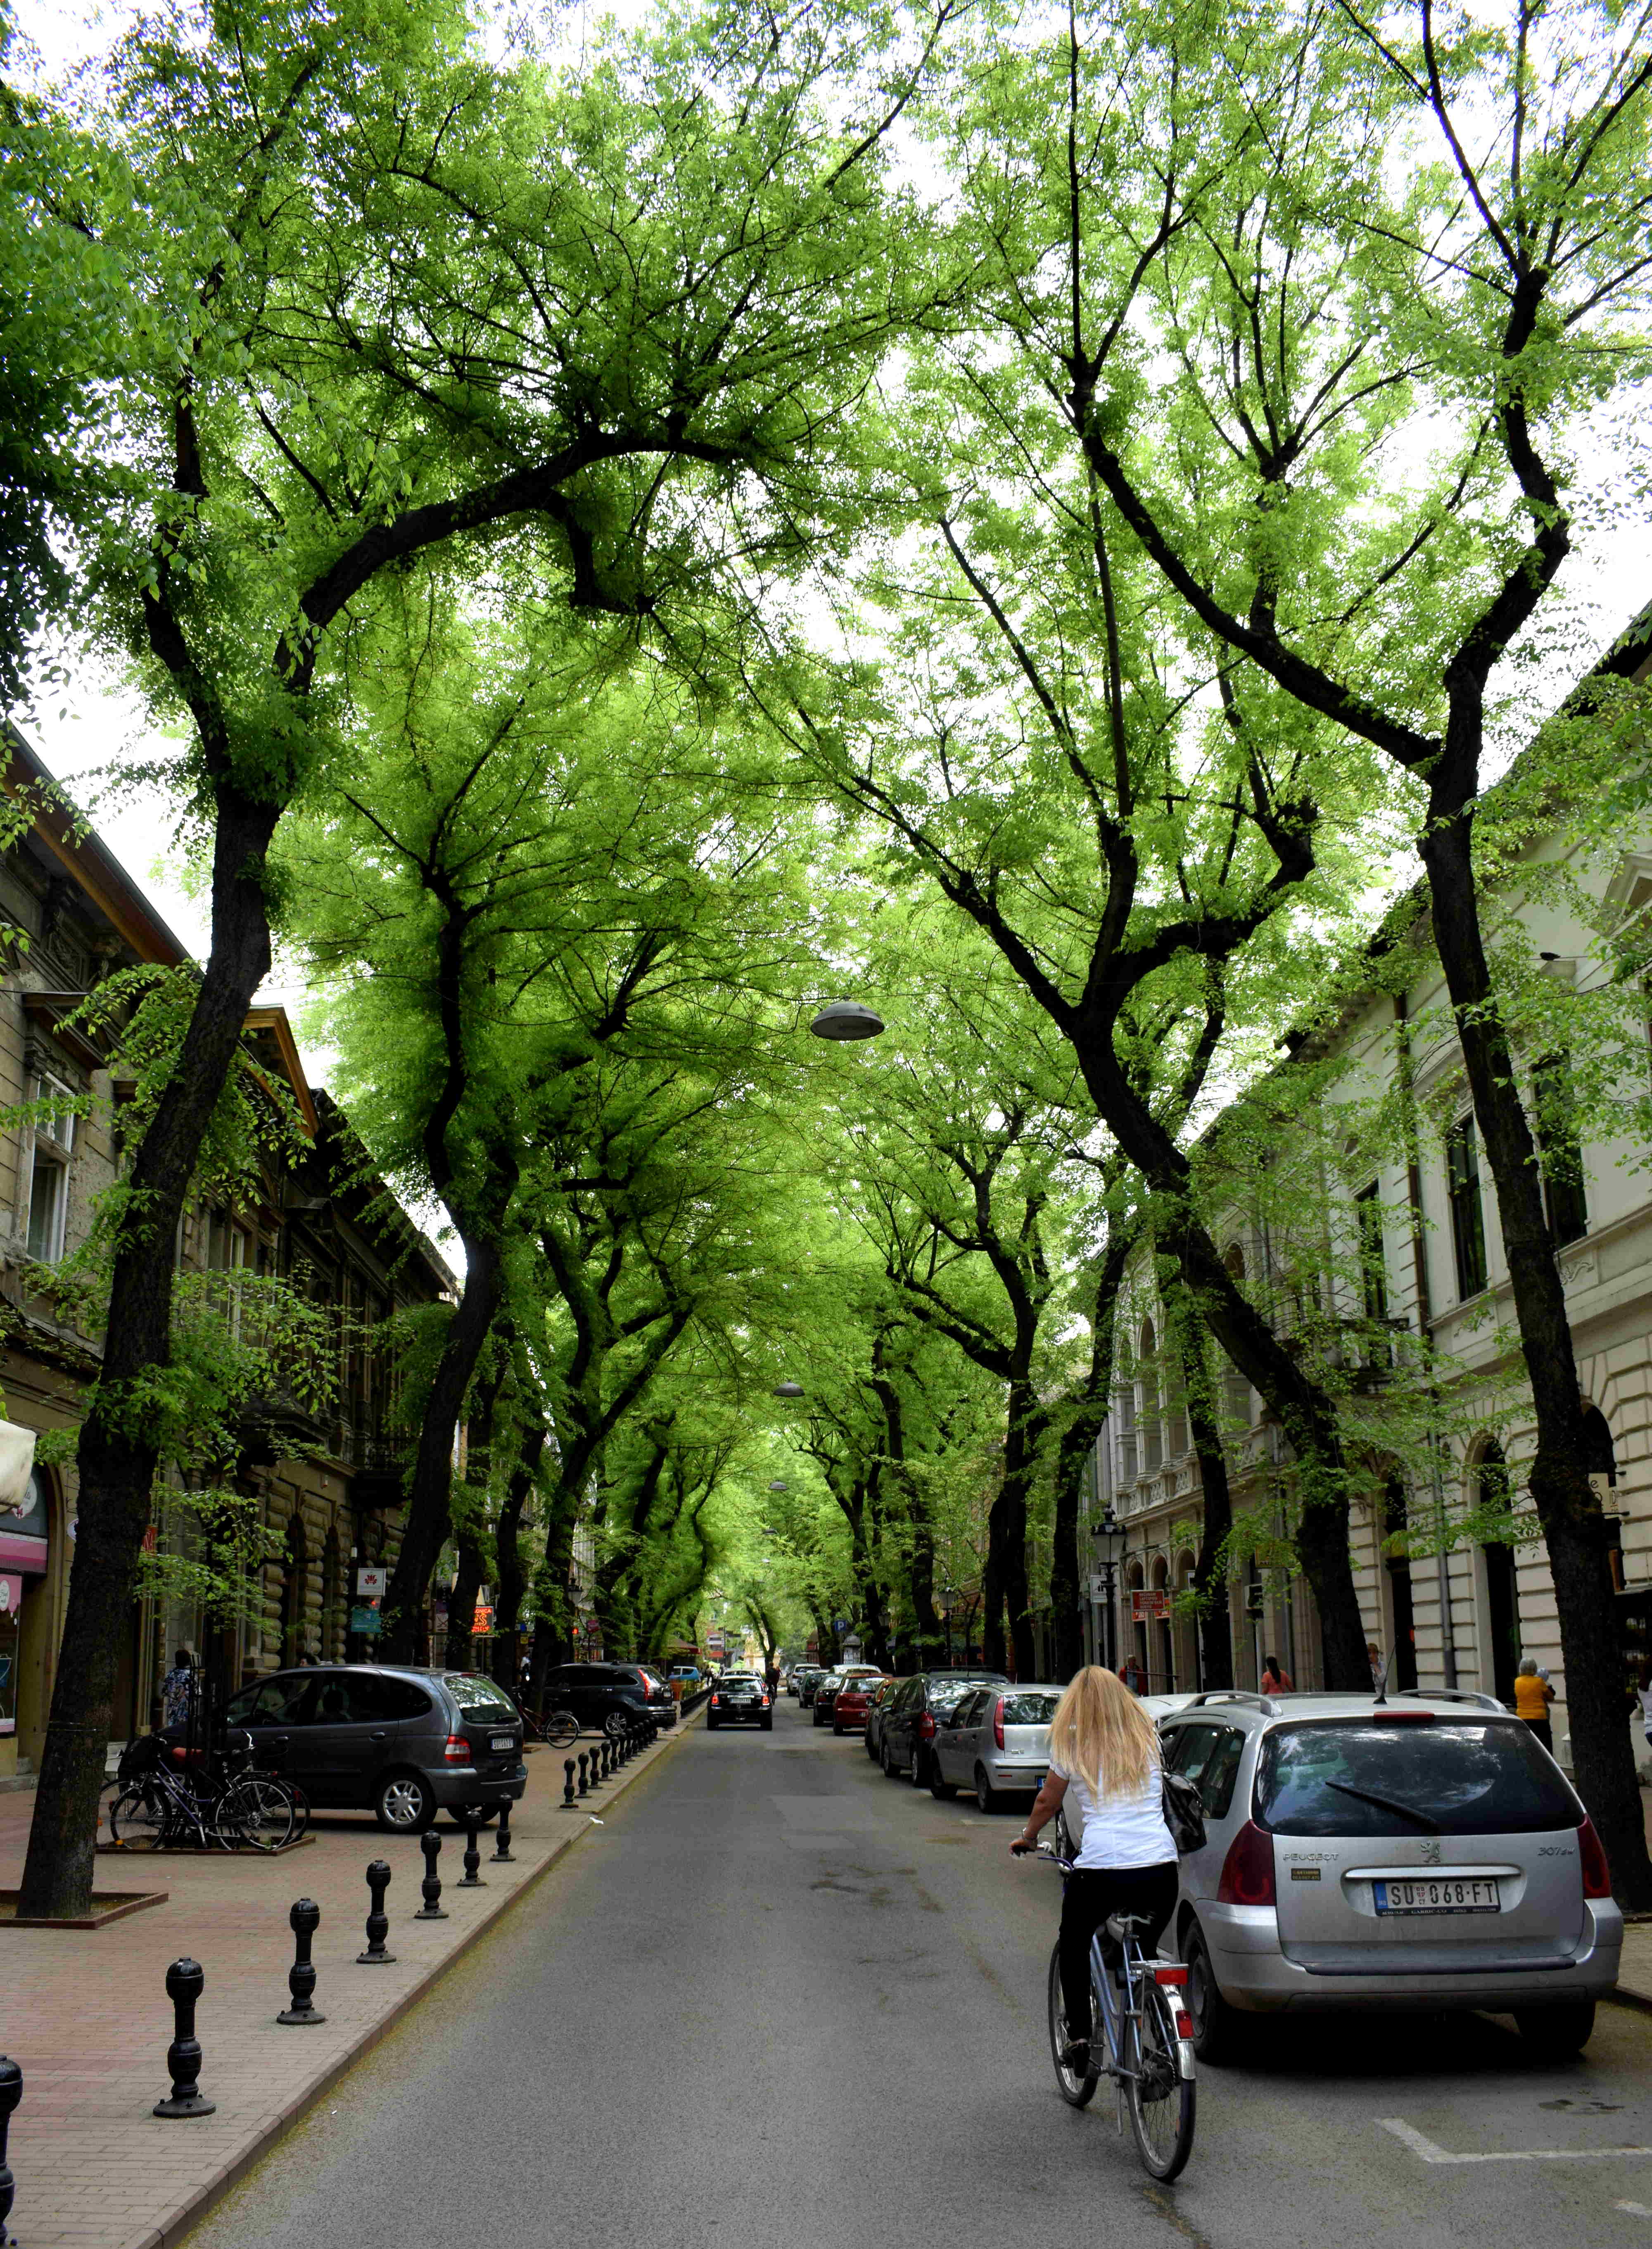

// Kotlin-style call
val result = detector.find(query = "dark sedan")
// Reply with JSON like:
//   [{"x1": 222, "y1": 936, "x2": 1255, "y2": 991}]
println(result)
[
  {"x1": 879, "y1": 1670, "x2": 1011, "y2": 1788},
  {"x1": 705, "y1": 1674, "x2": 774, "y2": 1731}
]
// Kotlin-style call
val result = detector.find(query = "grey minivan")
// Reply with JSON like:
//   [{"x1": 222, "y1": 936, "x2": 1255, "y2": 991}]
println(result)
[
  {"x1": 1158, "y1": 1688, "x2": 1622, "y2": 2060},
  {"x1": 221, "y1": 1664, "x2": 528, "y2": 1833}
]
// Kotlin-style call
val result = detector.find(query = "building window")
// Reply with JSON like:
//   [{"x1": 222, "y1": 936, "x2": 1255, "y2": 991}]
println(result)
[
  {"x1": 1355, "y1": 1183, "x2": 1388, "y2": 1323},
  {"x1": 23, "y1": 1071, "x2": 77, "y2": 1265},
  {"x1": 1446, "y1": 1114, "x2": 1488, "y2": 1300},
  {"x1": 1139, "y1": 1321, "x2": 1162, "y2": 1472},
  {"x1": 1533, "y1": 1057, "x2": 1588, "y2": 1248}
]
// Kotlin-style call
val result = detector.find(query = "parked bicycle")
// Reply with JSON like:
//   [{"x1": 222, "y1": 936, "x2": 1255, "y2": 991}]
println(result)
[
  {"x1": 1024, "y1": 1840, "x2": 1197, "y2": 2180},
  {"x1": 515, "y1": 1700, "x2": 580, "y2": 1748},
  {"x1": 103, "y1": 1729, "x2": 306, "y2": 1852}
]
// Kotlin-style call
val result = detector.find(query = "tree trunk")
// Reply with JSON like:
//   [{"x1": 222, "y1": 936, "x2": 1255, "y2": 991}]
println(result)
[
  {"x1": 1083, "y1": 1043, "x2": 1370, "y2": 1689},
  {"x1": 1161, "y1": 1264, "x2": 1234, "y2": 1689},
  {"x1": 986, "y1": 1381, "x2": 1042, "y2": 1679},
  {"x1": 19, "y1": 785, "x2": 280, "y2": 1918},
  {"x1": 443, "y1": 1525, "x2": 485, "y2": 1670},
  {"x1": 490, "y1": 1420, "x2": 546, "y2": 1688},
  {"x1": 1049, "y1": 1230, "x2": 1135, "y2": 1680},
  {"x1": 379, "y1": 1230, "x2": 506, "y2": 1662},
  {"x1": 1421, "y1": 786, "x2": 1652, "y2": 1903}
]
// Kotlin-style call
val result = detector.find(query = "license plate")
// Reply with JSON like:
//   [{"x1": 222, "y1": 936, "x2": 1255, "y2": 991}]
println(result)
[
  {"x1": 1374, "y1": 1877, "x2": 1500, "y2": 1914},
  {"x1": 490, "y1": 1734, "x2": 514, "y2": 1751}
]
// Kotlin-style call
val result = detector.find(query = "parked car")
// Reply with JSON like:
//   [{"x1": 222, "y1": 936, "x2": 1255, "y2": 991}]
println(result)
[
  {"x1": 1158, "y1": 1688, "x2": 1623, "y2": 2061},
  {"x1": 537, "y1": 1661, "x2": 677, "y2": 1737},
  {"x1": 864, "y1": 1677, "x2": 905, "y2": 1762},
  {"x1": 831, "y1": 1676, "x2": 890, "y2": 1738},
  {"x1": 812, "y1": 1666, "x2": 884, "y2": 1727},
  {"x1": 931, "y1": 1684, "x2": 1062, "y2": 1810},
  {"x1": 668, "y1": 1665, "x2": 702, "y2": 1693},
  {"x1": 879, "y1": 1670, "x2": 1011, "y2": 1786},
  {"x1": 215, "y1": 1664, "x2": 528, "y2": 1834},
  {"x1": 796, "y1": 1667, "x2": 829, "y2": 1708},
  {"x1": 706, "y1": 1674, "x2": 773, "y2": 1731}
]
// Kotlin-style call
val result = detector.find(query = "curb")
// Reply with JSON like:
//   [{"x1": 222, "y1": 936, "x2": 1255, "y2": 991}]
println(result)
[
  {"x1": 136, "y1": 1712, "x2": 701, "y2": 2249},
  {"x1": 1605, "y1": 1983, "x2": 1652, "y2": 2018}
]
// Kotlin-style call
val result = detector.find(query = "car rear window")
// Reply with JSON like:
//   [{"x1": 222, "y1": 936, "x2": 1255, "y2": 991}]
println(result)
[
  {"x1": 1254, "y1": 1719, "x2": 1579, "y2": 1838},
  {"x1": 447, "y1": 1674, "x2": 518, "y2": 1721},
  {"x1": 1001, "y1": 1692, "x2": 1060, "y2": 1725}
]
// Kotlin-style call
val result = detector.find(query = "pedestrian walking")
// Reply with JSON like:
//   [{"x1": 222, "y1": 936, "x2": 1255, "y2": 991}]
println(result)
[
  {"x1": 1117, "y1": 1652, "x2": 1146, "y2": 1694},
  {"x1": 1639, "y1": 1658, "x2": 1652, "y2": 1755},
  {"x1": 159, "y1": 1648, "x2": 196, "y2": 1730},
  {"x1": 1367, "y1": 1641, "x2": 1385, "y2": 1689},
  {"x1": 1260, "y1": 1653, "x2": 1294, "y2": 1693},
  {"x1": 1513, "y1": 1655, "x2": 1555, "y2": 1751}
]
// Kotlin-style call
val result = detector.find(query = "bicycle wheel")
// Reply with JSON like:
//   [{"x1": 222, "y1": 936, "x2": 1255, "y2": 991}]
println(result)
[
  {"x1": 1046, "y1": 1940, "x2": 1099, "y2": 2109},
  {"x1": 108, "y1": 1784, "x2": 168, "y2": 1851},
  {"x1": 1125, "y1": 1975, "x2": 1196, "y2": 2181},
  {"x1": 217, "y1": 1774, "x2": 297, "y2": 1852},
  {"x1": 285, "y1": 1779, "x2": 311, "y2": 1842},
  {"x1": 545, "y1": 1709, "x2": 579, "y2": 1749}
]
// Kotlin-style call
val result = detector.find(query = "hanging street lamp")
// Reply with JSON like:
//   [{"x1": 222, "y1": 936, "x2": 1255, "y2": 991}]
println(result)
[
  {"x1": 771, "y1": 1382, "x2": 804, "y2": 1399},
  {"x1": 1091, "y1": 1505, "x2": 1126, "y2": 1671},
  {"x1": 767, "y1": 1479, "x2": 788, "y2": 1491},
  {"x1": 809, "y1": 999, "x2": 885, "y2": 1041}
]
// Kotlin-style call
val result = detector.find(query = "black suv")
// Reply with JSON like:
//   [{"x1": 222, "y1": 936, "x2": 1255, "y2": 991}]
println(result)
[
  {"x1": 879, "y1": 1670, "x2": 1010, "y2": 1788},
  {"x1": 538, "y1": 1661, "x2": 676, "y2": 1737},
  {"x1": 213, "y1": 1664, "x2": 527, "y2": 1833}
]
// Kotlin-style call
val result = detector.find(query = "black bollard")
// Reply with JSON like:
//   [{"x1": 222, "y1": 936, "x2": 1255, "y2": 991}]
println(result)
[
  {"x1": 277, "y1": 1898, "x2": 326, "y2": 2026},
  {"x1": 492, "y1": 1803, "x2": 515, "y2": 1863},
  {"x1": 415, "y1": 1828, "x2": 447, "y2": 1919},
  {"x1": 153, "y1": 1957, "x2": 216, "y2": 2117},
  {"x1": 577, "y1": 1751, "x2": 589, "y2": 1797},
  {"x1": 459, "y1": 1817, "x2": 485, "y2": 1887},
  {"x1": 562, "y1": 1759, "x2": 577, "y2": 1809},
  {"x1": 590, "y1": 1743, "x2": 605, "y2": 1786},
  {"x1": 0, "y1": 2054, "x2": 20, "y2": 2245},
  {"x1": 356, "y1": 1859, "x2": 396, "y2": 1964}
]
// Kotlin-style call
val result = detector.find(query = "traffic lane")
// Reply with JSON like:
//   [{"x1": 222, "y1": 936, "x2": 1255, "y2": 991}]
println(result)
[{"x1": 187, "y1": 1697, "x2": 1652, "y2": 2249}]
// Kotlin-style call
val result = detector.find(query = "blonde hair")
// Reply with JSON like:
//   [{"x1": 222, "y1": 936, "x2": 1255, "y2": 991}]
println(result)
[{"x1": 1048, "y1": 1666, "x2": 1159, "y2": 1798}]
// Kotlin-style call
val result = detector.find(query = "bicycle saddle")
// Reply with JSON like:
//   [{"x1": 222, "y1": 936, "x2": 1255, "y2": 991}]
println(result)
[{"x1": 1105, "y1": 1912, "x2": 1155, "y2": 1944}]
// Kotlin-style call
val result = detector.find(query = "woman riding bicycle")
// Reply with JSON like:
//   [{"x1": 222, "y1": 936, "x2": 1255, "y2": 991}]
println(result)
[{"x1": 1012, "y1": 1664, "x2": 1177, "y2": 2073}]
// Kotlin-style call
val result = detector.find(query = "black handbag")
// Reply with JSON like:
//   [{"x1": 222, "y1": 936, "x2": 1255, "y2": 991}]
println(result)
[{"x1": 1161, "y1": 1767, "x2": 1207, "y2": 1855}]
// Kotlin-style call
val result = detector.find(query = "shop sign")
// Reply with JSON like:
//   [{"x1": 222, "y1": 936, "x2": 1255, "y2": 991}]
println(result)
[
  {"x1": 473, "y1": 1604, "x2": 493, "y2": 1636},
  {"x1": 1130, "y1": 1589, "x2": 1170, "y2": 1622},
  {"x1": 350, "y1": 1604, "x2": 382, "y2": 1636},
  {"x1": 0, "y1": 1575, "x2": 20, "y2": 1614},
  {"x1": 356, "y1": 1566, "x2": 387, "y2": 1596}
]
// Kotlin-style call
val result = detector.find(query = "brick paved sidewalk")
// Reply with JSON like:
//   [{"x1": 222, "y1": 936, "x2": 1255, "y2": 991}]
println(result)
[{"x1": 0, "y1": 1717, "x2": 696, "y2": 2249}]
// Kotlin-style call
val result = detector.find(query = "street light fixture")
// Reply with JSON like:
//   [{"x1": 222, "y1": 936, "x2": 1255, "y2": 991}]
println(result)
[
  {"x1": 809, "y1": 999, "x2": 885, "y2": 1041},
  {"x1": 771, "y1": 1381, "x2": 804, "y2": 1399},
  {"x1": 768, "y1": 1479, "x2": 788, "y2": 1491},
  {"x1": 1091, "y1": 1504, "x2": 1125, "y2": 1671}
]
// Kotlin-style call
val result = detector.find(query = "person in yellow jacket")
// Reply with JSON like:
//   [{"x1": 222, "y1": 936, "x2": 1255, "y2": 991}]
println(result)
[{"x1": 1513, "y1": 1655, "x2": 1555, "y2": 1752}]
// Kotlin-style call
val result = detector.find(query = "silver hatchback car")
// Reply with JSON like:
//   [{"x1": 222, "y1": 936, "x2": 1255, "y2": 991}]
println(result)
[
  {"x1": 1159, "y1": 1688, "x2": 1622, "y2": 2060},
  {"x1": 930, "y1": 1684, "x2": 1063, "y2": 1811}
]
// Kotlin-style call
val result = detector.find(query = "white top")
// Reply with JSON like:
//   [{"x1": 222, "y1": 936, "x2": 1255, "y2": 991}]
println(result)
[
  {"x1": 1050, "y1": 1751, "x2": 1176, "y2": 1871},
  {"x1": 1640, "y1": 1687, "x2": 1652, "y2": 1725}
]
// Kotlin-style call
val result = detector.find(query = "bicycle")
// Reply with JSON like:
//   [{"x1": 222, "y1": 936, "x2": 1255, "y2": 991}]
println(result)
[
  {"x1": 1021, "y1": 1840, "x2": 1197, "y2": 2181},
  {"x1": 517, "y1": 1701, "x2": 579, "y2": 1749},
  {"x1": 105, "y1": 1730, "x2": 301, "y2": 1852}
]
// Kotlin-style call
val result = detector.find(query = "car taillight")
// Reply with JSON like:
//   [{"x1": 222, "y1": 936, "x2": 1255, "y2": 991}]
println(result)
[
  {"x1": 1216, "y1": 1821, "x2": 1275, "y2": 1907},
  {"x1": 993, "y1": 1698, "x2": 1006, "y2": 1751},
  {"x1": 759, "y1": 1695, "x2": 769, "y2": 1706},
  {"x1": 918, "y1": 1712, "x2": 935, "y2": 1741},
  {"x1": 712, "y1": 1695, "x2": 724, "y2": 1706},
  {"x1": 1578, "y1": 1816, "x2": 1613, "y2": 1899},
  {"x1": 443, "y1": 1734, "x2": 470, "y2": 1765}
]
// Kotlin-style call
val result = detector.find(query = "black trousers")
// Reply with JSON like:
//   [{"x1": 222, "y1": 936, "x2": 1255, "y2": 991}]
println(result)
[{"x1": 1058, "y1": 1862, "x2": 1180, "y2": 2041}]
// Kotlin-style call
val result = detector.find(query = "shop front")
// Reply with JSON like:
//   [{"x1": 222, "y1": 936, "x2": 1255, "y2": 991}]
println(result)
[{"x1": 0, "y1": 1470, "x2": 54, "y2": 1779}]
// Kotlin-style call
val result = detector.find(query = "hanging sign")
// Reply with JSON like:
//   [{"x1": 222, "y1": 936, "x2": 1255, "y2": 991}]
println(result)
[
  {"x1": 1130, "y1": 1589, "x2": 1170, "y2": 1622},
  {"x1": 356, "y1": 1566, "x2": 387, "y2": 1597}
]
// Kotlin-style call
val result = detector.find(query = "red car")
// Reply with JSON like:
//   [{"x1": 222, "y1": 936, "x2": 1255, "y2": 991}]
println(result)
[{"x1": 833, "y1": 1675, "x2": 892, "y2": 1737}]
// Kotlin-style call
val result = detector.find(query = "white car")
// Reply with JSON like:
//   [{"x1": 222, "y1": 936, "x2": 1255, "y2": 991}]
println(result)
[{"x1": 930, "y1": 1684, "x2": 1063, "y2": 1811}]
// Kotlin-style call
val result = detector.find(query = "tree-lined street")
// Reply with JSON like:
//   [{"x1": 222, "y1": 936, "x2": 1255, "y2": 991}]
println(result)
[{"x1": 186, "y1": 1700, "x2": 1652, "y2": 2249}]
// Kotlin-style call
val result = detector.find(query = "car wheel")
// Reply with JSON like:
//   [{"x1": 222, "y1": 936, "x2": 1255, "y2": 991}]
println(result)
[
  {"x1": 881, "y1": 1739, "x2": 900, "y2": 1779},
  {"x1": 604, "y1": 1711, "x2": 629, "y2": 1740},
  {"x1": 974, "y1": 1764, "x2": 1001, "y2": 1814},
  {"x1": 707, "y1": 1715, "x2": 720, "y2": 1729},
  {"x1": 929, "y1": 1763, "x2": 956, "y2": 1800},
  {"x1": 908, "y1": 1745, "x2": 924, "y2": 1787},
  {"x1": 1516, "y1": 2001, "x2": 1595, "y2": 2055},
  {"x1": 865, "y1": 1733, "x2": 879, "y2": 1762},
  {"x1": 1185, "y1": 1917, "x2": 1247, "y2": 2066},
  {"x1": 374, "y1": 1769, "x2": 437, "y2": 1833}
]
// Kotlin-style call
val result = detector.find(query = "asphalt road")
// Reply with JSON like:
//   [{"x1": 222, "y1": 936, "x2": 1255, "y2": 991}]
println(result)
[{"x1": 191, "y1": 1698, "x2": 1652, "y2": 2249}]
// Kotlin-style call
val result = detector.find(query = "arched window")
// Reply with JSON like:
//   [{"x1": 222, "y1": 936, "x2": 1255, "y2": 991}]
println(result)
[
  {"x1": 320, "y1": 1527, "x2": 344, "y2": 1662},
  {"x1": 280, "y1": 1514, "x2": 309, "y2": 1667},
  {"x1": 1583, "y1": 1405, "x2": 1618, "y2": 1489},
  {"x1": 1139, "y1": 1320, "x2": 1162, "y2": 1471},
  {"x1": 1221, "y1": 1247, "x2": 1251, "y2": 1430}
]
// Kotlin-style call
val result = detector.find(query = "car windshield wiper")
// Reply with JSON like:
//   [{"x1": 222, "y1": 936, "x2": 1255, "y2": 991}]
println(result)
[{"x1": 1324, "y1": 1779, "x2": 1441, "y2": 1833}]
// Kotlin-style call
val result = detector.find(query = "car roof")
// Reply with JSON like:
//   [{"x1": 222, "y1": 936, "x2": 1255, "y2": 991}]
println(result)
[{"x1": 1158, "y1": 1689, "x2": 1512, "y2": 1729}]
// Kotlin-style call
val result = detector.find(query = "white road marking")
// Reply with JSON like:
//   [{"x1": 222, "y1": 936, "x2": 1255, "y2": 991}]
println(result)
[
  {"x1": 1616, "y1": 2202, "x2": 1652, "y2": 2216},
  {"x1": 1381, "y1": 2119, "x2": 1652, "y2": 2166}
]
